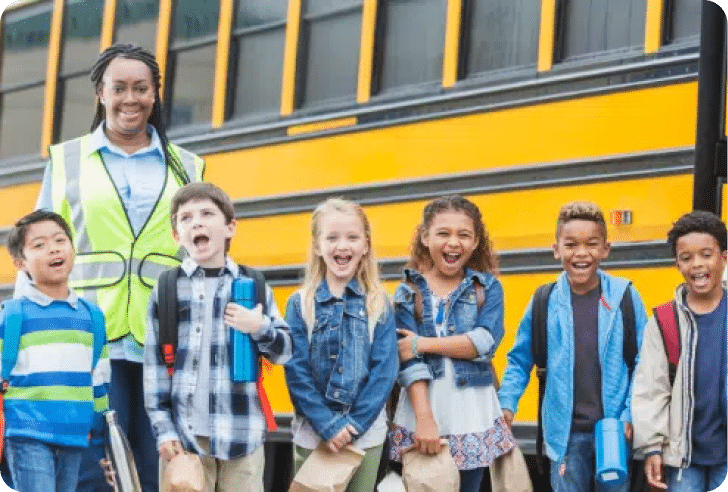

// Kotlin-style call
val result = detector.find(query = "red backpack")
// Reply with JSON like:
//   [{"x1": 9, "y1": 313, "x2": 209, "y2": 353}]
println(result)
[{"x1": 652, "y1": 301, "x2": 681, "y2": 386}]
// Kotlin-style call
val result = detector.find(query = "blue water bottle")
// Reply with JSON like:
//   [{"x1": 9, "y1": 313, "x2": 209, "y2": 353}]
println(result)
[
  {"x1": 595, "y1": 417, "x2": 628, "y2": 484},
  {"x1": 229, "y1": 277, "x2": 259, "y2": 382}
]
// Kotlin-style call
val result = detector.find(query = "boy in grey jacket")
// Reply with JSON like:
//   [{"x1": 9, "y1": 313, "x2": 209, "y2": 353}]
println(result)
[{"x1": 632, "y1": 211, "x2": 727, "y2": 491}]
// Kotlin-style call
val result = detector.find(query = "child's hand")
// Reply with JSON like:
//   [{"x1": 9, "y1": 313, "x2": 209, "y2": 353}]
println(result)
[
  {"x1": 414, "y1": 414, "x2": 440, "y2": 455},
  {"x1": 99, "y1": 458, "x2": 115, "y2": 487},
  {"x1": 502, "y1": 409, "x2": 514, "y2": 428},
  {"x1": 624, "y1": 421, "x2": 633, "y2": 441},
  {"x1": 326, "y1": 425, "x2": 358, "y2": 452},
  {"x1": 159, "y1": 440, "x2": 184, "y2": 462},
  {"x1": 645, "y1": 454, "x2": 667, "y2": 489},
  {"x1": 225, "y1": 303, "x2": 264, "y2": 334},
  {"x1": 397, "y1": 329, "x2": 418, "y2": 362}
]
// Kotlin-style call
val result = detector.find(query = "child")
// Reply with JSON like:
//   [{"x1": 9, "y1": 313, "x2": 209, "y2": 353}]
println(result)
[
  {"x1": 143, "y1": 182, "x2": 292, "y2": 492},
  {"x1": 389, "y1": 195, "x2": 516, "y2": 492},
  {"x1": 498, "y1": 201, "x2": 648, "y2": 492},
  {"x1": 3, "y1": 210, "x2": 110, "y2": 492},
  {"x1": 284, "y1": 198, "x2": 398, "y2": 491},
  {"x1": 632, "y1": 211, "x2": 727, "y2": 492}
]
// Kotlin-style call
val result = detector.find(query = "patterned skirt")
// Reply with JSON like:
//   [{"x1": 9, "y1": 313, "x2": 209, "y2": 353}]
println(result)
[{"x1": 388, "y1": 415, "x2": 517, "y2": 470}]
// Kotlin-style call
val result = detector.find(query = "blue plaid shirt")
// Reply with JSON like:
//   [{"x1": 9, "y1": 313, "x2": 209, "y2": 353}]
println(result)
[{"x1": 143, "y1": 257, "x2": 292, "y2": 459}]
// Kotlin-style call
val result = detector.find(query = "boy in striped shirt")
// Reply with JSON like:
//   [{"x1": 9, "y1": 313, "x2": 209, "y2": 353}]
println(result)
[{"x1": 3, "y1": 210, "x2": 110, "y2": 492}]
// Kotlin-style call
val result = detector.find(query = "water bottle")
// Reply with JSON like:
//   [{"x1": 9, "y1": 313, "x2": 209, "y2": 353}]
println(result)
[
  {"x1": 105, "y1": 410, "x2": 142, "y2": 492},
  {"x1": 595, "y1": 417, "x2": 628, "y2": 484},
  {"x1": 230, "y1": 277, "x2": 259, "y2": 382}
]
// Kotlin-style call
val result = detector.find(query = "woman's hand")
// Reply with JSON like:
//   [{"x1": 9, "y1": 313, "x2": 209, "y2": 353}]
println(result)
[
  {"x1": 502, "y1": 409, "x2": 514, "y2": 428},
  {"x1": 225, "y1": 303, "x2": 264, "y2": 334},
  {"x1": 397, "y1": 329, "x2": 419, "y2": 362},
  {"x1": 326, "y1": 425, "x2": 359, "y2": 452},
  {"x1": 644, "y1": 454, "x2": 667, "y2": 489},
  {"x1": 158, "y1": 440, "x2": 184, "y2": 462},
  {"x1": 99, "y1": 459, "x2": 116, "y2": 487},
  {"x1": 414, "y1": 413, "x2": 441, "y2": 455}
]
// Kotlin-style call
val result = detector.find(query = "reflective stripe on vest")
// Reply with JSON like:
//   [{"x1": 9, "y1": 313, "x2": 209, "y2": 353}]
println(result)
[{"x1": 49, "y1": 134, "x2": 204, "y2": 344}]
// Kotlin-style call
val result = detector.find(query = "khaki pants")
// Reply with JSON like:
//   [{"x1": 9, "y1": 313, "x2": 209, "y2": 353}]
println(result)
[{"x1": 159, "y1": 437, "x2": 265, "y2": 492}]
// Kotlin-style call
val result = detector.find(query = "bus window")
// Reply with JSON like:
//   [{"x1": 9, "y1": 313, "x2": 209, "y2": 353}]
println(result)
[
  {"x1": 57, "y1": 0, "x2": 104, "y2": 143},
  {"x1": 297, "y1": 0, "x2": 362, "y2": 108},
  {"x1": 559, "y1": 0, "x2": 645, "y2": 60},
  {"x1": 373, "y1": 0, "x2": 447, "y2": 95},
  {"x1": 166, "y1": 0, "x2": 219, "y2": 128},
  {"x1": 230, "y1": 0, "x2": 287, "y2": 119},
  {"x1": 663, "y1": 0, "x2": 702, "y2": 46},
  {"x1": 0, "y1": 2, "x2": 52, "y2": 159},
  {"x1": 461, "y1": 0, "x2": 540, "y2": 78},
  {"x1": 114, "y1": 0, "x2": 159, "y2": 52}
]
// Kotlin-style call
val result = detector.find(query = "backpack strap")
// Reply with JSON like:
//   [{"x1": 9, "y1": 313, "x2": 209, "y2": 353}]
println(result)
[
  {"x1": 78, "y1": 298, "x2": 105, "y2": 368},
  {"x1": 530, "y1": 281, "x2": 555, "y2": 473},
  {"x1": 157, "y1": 267, "x2": 182, "y2": 377},
  {"x1": 620, "y1": 286, "x2": 637, "y2": 380},
  {"x1": 1, "y1": 299, "x2": 24, "y2": 386},
  {"x1": 653, "y1": 301, "x2": 680, "y2": 386},
  {"x1": 238, "y1": 265, "x2": 268, "y2": 315}
]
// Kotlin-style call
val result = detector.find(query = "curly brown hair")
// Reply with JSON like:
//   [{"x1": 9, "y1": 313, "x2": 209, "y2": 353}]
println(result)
[{"x1": 407, "y1": 195, "x2": 498, "y2": 274}]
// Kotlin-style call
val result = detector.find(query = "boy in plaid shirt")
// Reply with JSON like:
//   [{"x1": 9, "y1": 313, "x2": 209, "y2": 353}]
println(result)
[{"x1": 143, "y1": 183, "x2": 291, "y2": 492}]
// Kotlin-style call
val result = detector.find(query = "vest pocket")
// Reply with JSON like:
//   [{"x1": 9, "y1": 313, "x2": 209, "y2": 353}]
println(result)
[{"x1": 70, "y1": 251, "x2": 126, "y2": 289}]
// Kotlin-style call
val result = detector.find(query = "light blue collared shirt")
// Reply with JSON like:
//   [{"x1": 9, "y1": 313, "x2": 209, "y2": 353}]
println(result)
[{"x1": 35, "y1": 123, "x2": 167, "y2": 362}]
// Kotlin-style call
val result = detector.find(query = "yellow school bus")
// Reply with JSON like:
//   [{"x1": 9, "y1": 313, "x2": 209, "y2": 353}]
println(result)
[{"x1": 0, "y1": 0, "x2": 725, "y2": 489}]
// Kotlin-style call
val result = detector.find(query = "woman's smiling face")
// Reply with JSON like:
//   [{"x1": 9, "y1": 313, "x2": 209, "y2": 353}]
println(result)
[{"x1": 98, "y1": 56, "x2": 155, "y2": 139}]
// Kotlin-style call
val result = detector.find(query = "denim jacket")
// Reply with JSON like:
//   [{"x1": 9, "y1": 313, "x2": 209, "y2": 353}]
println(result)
[
  {"x1": 284, "y1": 279, "x2": 398, "y2": 442},
  {"x1": 394, "y1": 268, "x2": 504, "y2": 389}
]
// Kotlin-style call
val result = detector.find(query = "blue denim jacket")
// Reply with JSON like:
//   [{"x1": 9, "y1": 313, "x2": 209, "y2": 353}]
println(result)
[
  {"x1": 284, "y1": 279, "x2": 398, "y2": 441},
  {"x1": 394, "y1": 268, "x2": 504, "y2": 389}
]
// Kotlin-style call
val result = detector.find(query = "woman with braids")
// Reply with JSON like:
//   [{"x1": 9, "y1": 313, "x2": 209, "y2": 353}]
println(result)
[{"x1": 30, "y1": 43, "x2": 205, "y2": 492}]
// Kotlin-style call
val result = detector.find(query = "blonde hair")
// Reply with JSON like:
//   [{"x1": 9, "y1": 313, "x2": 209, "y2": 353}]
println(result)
[
  {"x1": 300, "y1": 198, "x2": 388, "y2": 340},
  {"x1": 555, "y1": 201, "x2": 607, "y2": 240}
]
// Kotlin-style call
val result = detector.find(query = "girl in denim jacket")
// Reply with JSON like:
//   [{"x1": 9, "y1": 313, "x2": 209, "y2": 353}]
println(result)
[
  {"x1": 390, "y1": 195, "x2": 517, "y2": 492},
  {"x1": 284, "y1": 198, "x2": 398, "y2": 491}
]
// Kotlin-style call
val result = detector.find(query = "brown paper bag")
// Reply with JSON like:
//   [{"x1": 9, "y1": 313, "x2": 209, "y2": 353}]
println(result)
[
  {"x1": 489, "y1": 445, "x2": 533, "y2": 492},
  {"x1": 289, "y1": 444, "x2": 365, "y2": 492},
  {"x1": 161, "y1": 452, "x2": 205, "y2": 492},
  {"x1": 402, "y1": 440, "x2": 459, "y2": 492}
]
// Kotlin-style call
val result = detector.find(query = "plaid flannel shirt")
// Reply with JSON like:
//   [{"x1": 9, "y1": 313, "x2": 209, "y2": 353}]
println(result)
[{"x1": 143, "y1": 257, "x2": 292, "y2": 459}]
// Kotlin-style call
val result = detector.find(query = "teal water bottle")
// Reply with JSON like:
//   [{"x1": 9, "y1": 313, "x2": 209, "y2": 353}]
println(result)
[{"x1": 230, "y1": 277, "x2": 259, "y2": 382}]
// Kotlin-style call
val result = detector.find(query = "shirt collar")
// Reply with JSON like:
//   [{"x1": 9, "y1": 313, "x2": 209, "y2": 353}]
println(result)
[
  {"x1": 87, "y1": 122, "x2": 164, "y2": 158},
  {"x1": 314, "y1": 277, "x2": 364, "y2": 302},
  {"x1": 19, "y1": 274, "x2": 78, "y2": 309},
  {"x1": 180, "y1": 257, "x2": 238, "y2": 278}
]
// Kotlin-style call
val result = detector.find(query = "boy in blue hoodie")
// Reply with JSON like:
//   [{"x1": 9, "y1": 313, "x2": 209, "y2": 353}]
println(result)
[{"x1": 498, "y1": 201, "x2": 648, "y2": 492}]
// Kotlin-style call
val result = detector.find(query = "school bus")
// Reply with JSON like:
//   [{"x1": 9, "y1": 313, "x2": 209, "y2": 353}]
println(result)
[{"x1": 0, "y1": 0, "x2": 725, "y2": 489}]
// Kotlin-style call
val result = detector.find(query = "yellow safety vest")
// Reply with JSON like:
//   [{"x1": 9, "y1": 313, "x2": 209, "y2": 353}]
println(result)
[{"x1": 49, "y1": 134, "x2": 205, "y2": 344}]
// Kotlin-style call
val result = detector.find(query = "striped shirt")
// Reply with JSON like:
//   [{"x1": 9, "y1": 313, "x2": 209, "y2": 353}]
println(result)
[
  {"x1": 143, "y1": 257, "x2": 292, "y2": 460},
  {"x1": 1, "y1": 286, "x2": 110, "y2": 451}
]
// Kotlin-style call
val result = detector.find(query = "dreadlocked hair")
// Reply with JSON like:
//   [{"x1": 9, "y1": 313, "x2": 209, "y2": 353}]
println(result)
[
  {"x1": 90, "y1": 43, "x2": 190, "y2": 186},
  {"x1": 408, "y1": 195, "x2": 498, "y2": 275}
]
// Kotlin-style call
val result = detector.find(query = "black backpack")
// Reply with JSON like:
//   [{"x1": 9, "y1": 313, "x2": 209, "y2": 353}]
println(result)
[
  {"x1": 156, "y1": 265, "x2": 267, "y2": 376},
  {"x1": 530, "y1": 282, "x2": 637, "y2": 470}
]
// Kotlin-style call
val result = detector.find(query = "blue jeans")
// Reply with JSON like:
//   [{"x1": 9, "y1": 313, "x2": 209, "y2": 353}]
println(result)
[
  {"x1": 459, "y1": 467, "x2": 484, "y2": 492},
  {"x1": 5, "y1": 437, "x2": 83, "y2": 492},
  {"x1": 550, "y1": 432, "x2": 629, "y2": 492},
  {"x1": 77, "y1": 360, "x2": 158, "y2": 492},
  {"x1": 666, "y1": 463, "x2": 727, "y2": 491}
]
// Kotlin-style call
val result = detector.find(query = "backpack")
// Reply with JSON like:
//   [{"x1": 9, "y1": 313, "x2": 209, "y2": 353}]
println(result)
[
  {"x1": 0, "y1": 298, "x2": 105, "y2": 457},
  {"x1": 155, "y1": 265, "x2": 277, "y2": 431},
  {"x1": 652, "y1": 301, "x2": 680, "y2": 386},
  {"x1": 530, "y1": 282, "x2": 637, "y2": 470}
]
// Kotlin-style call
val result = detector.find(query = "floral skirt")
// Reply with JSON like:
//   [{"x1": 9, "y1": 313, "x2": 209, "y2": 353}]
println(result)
[{"x1": 388, "y1": 416, "x2": 517, "y2": 470}]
